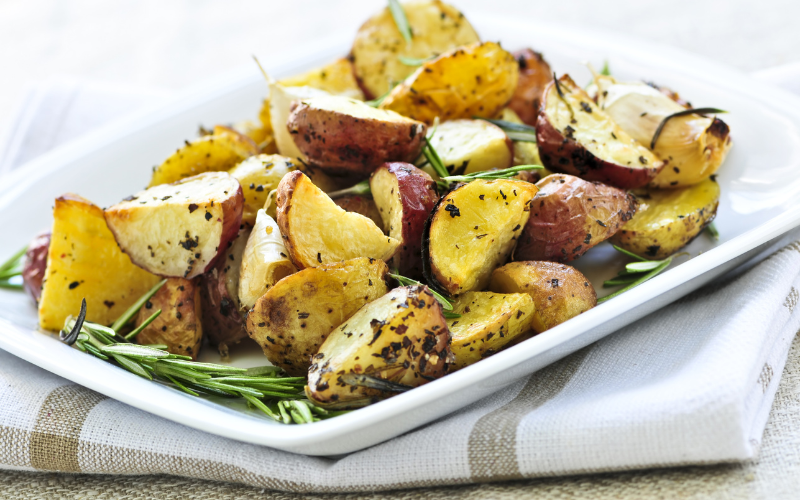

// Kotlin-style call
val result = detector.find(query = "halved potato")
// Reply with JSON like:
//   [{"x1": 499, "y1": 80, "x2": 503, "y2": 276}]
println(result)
[
  {"x1": 515, "y1": 174, "x2": 637, "y2": 262},
  {"x1": 448, "y1": 291, "x2": 534, "y2": 369},
  {"x1": 269, "y1": 84, "x2": 330, "y2": 159},
  {"x1": 306, "y1": 285, "x2": 453, "y2": 409},
  {"x1": 507, "y1": 48, "x2": 552, "y2": 126},
  {"x1": 500, "y1": 108, "x2": 546, "y2": 175},
  {"x1": 22, "y1": 232, "x2": 50, "y2": 303},
  {"x1": 287, "y1": 95, "x2": 427, "y2": 177},
  {"x1": 380, "y1": 41, "x2": 519, "y2": 124},
  {"x1": 333, "y1": 195, "x2": 384, "y2": 228},
  {"x1": 610, "y1": 177, "x2": 720, "y2": 259},
  {"x1": 246, "y1": 257, "x2": 389, "y2": 375},
  {"x1": 536, "y1": 75, "x2": 663, "y2": 189},
  {"x1": 135, "y1": 277, "x2": 202, "y2": 359},
  {"x1": 490, "y1": 261, "x2": 596, "y2": 333},
  {"x1": 350, "y1": 0, "x2": 480, "y2": 99},
  {"x1": 229, "y1": 154, "x2": 297, "y2": 227},
  {"x1": 423, "y1": 179, "x2": 538, "y2": 296},
  {"x1": 105, "y1": 172, "x2": 244, "y2": 279},
  {"x1": 276, "y1": 171, "x2": 400, "y2": 269},
  {"x1": 38, "y1": 195, "x2": 160, "y2": 331},
  {"x1": 428, "y1": 119, "x2": 513, "y2": 175},
  {"x1": 279, "y1": 58, "x2": 364, "y2": 100}
]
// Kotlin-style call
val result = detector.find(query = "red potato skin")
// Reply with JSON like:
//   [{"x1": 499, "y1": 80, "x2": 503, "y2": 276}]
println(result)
[
  {"x1": 22, "y1": 232, "x2": 51, "y2": 303},
  {"x1": 199, "y1": 255, "x2": 247, "y2": 353},
  {"x1": 508, "y1": 48, "x2": 552, "y2": 126},
  {"x1": 208, "y1": 184, "x2": 245, "y2": 274}
]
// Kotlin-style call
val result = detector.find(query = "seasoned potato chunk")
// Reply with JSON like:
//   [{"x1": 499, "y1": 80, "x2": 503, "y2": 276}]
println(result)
[
  {"x1": 490, "y1": 261, "x2": 596, "y2": 333},
  {"x1": 507, "y1": 48, "x2": 552, "y2": 126},
  {"x1": 333, "y1": 195, "x2": 384, "y2": 228},
  {"x1": 279, "y1": 58, "x2": 364, "y2": 100},
  {"x1": 306, "y1": 285, "x2": 453, "y2": 409},
  {"x1": 610, "y1": 178, "x2": 720, "y2": 259},
  {"x1": 229, "y1": 154, "x2": 297, "y2": 227},
  {"x1": 135, "y1": 277, "x2": 202, "y2": 359},
  {"x1": 429, "y1": 119, "x2": 513, "y2": 175},
  {"x1": 500, "y1": 108, "x2": 545, "y2": 172},
  {"x1": 269, "y1": 84, "x2": 329, "y2": 160},
  {"x1": 448, "y1": 291, "x2": 534, "y2": 369},
  {"x1": 246, "y1": 257, "x2": 389, "y2": 375}
]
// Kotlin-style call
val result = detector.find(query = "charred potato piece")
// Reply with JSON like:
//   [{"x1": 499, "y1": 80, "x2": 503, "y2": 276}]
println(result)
[
  {"x1": 333, "y1": 195, "x2": 384, "y2": 228},
  {"x1": 229, "y1": 154, "x2": 297, "y2": 227},
  {"x1": 490, "y1": 261, "x2": 596, "y2": 333},
  {"x1": 135, "y1": 277, "x2": 202, "y2": 359},
  {"x1": 515, "y1": 174, "x2": 637, "y2": 262},
  {"x1": 38, "y1": 195, "x2": 160, "y2": 331},
  {"x1": 246, "y1": 257, "x2": 389, "y2": 376},
  {"x1": 22, "y1": 232, "x2": 50, "y2": 303},
  {"x1": 370, "y1": 162, "x2": 439, "y2": 279},
  {"x1": 279, "y1": 58, "x2": 364, "y2": 100},
  {"x1": 351, "y1": 0, "x2": 480, "y2": 99},
  {"x1": 423, "y1": 179, "x2": 538, "y2": 296},
  {"x1": 429, "y1": 119, "x2": 513, "y2": 176},
  {"x1": 288, "y1": 95, "x2": 426, "y2": 177},
  {"x1": 448, "y1": 291, "x2": 534, "y2": 369},
  {"x1": 269, "y1": 84, "x2": 329, "y2": 160},
  {"x1": 306, "y1": 285, "x2": 453, "y2": 409},
  {"x1": 105, "y1": 172, "x2": 243, "y2": 279},
  {"x1": 380, "y1": 41, "x2": 519, "y2": 125},
  {"x1": 610, "y1": 178, "x2": 720, "y2": 259},
  {"x1": 507, "y1": 48, "x2": 552, "y2": 126},
  {"x1": 276, "y1": 171, "x2": 400, "y2": 269},
  {"x1": 536, "y1": 75, "x2": 663, "y2": 189}
]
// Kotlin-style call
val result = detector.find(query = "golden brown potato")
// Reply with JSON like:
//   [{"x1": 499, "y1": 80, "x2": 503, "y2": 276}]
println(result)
[
  {"x1": 246, "y1": 257, "x2": 389, "y2": 376},
  {"x1": 423, "y1": 179, "x2": 538, "y2": 296},
  {"x1": 448, "y1": 291, "x2": 534, "y2": 369},
  {"x1": 428, "y1": 119, "x2": 513, "y2": 175},
  {"x1": 515, "y1": 174, "x2": 637, "y2": 263},
  {"x1": 490, "y1": 261, "x2": 596, "y2": 333},
  {"x1": 350, "y1": 0, "x2": 480, "y2": 99},
  {"x1": 269, "y1": 84, "x2": 330, "y2": 160},
  {"x1": 499, "y1": 108, "x2": 547, "y2": 174},
  {"x1": 22, "y1": 232, "x2": 50, "y2": 303},
  {"x1": 610, "y1": 178, "x2": 720, "y2": 259},
  {"x1": 279, "y1": 58, "x2": 365, "y2": 100},
  {"x1": 276, "y1": 171, "x2": 400, "y2": 269},
  {"x1": 229, "y1": 154, "x2": 297, "y2": 227},
  {"x1": 380, "y1": 41, "x2": 519, "y2": 125},
  {"x1": 135, "y1": 277, "x2": 203, "y2": 360},
  {"x1": 38, "y1": 195, "x2": 160, "y2": 332},
  {"x1": 333, "y1": 195, "x2": 384, "y2": 228},
  {"x1": 507, "y1": 48, "x2": 552, "y2": 126},
  {"x1": 306, "y1": 285, "x2": 453, "y2": 409}
]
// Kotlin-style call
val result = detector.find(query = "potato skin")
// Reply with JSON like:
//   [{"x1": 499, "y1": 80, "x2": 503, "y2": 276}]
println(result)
[
  {"x1": 135, "y1": 277, "x2": 203, "y2": 360},
  {"x1": 490, "y1": 261, "x2": 596, "y2": 333},
  {"x1": 22, "y1": 232, "x2": 50, "y2": 303},
  {"x1": 515, "y1": 174, "x2": 637, "y2": 262},
  {"x1": 507, "y1": 48, "x2": 552, "y2": 126},
  {"x1": 333, "y1": 195, "x2": 383, "y2": 228}
]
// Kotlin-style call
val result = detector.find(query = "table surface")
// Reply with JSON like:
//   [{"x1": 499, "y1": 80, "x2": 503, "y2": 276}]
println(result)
[{"x1": 2, "y1": 0, "x2": 800, "y2": 498}]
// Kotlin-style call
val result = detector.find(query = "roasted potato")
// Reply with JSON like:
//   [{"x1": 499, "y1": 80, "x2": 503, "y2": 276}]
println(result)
[
  {"x1": 269, "y1": 84, "x2": 330, "y2": 160},
  {"x1": 105, "y1": 172, "x2": 244, "y2": 279},
  {"x1": 287, "y1": 95, "x2": 427, "y2": 177},
  {"x1": 423, "y1": 179, "x2": 538, "y2": 296},
  {"x1": 333, "y1": 195, "x2": 384, "y2": 228},
  {"x1": 306, "y1": 285, "x2": 453, "y2": 409},
  {"x1": 135, "y1": 277, "x2": 202, "y2": 359},
  {"x1": 490, "y1": 261, "x2": 596, "y2": 333},
  {"x1": 536, "y1": 75, "x2": 664, "y2": 189},
  {"x1": 229, "y1": 154, "x2": 297, "y2": 227},
  {"x1": 279, "y1": 58, "x2": 364, "y2": 100},
  {"x1": 380, "y1": 41, "x2": 519, "y2": 124},
  {"x1": 38, "y1": 195, "x2": 160, "y2": 331},
  {"x1": 370, "y1": 162, "x2": 439, "y2": 279},
  {"x1": 507, "y1": 48, "x2": 552, "y2": 126},
  {"x1": 428, "y1": 119, "x2": 513, "y2": 176},
  {"x1": 22, "y1": 232, "x2": 50, "y2": 303},
  {"x1": 276, "y1": 171, "x2": 400, "y2": 269},
  {"x1": 448, "y1": 291, "x2": 534, "y2": 369},
  {"x1": 499, "y1": 108, "x2": 547, "y2": 177},
  {"x1": 246, "y1": 257, "x2": 389, "y2": 375},
  {"x1": 238, "y1": 210, "x2": 297, "y2": 312},
  {"x1": 350, "y1": 0, "x2": 480, "y2": 99},
  {"x1": 610, "y1": 178, "x2": 720, "y2": 259},
  {"x1": 515, "y1": 174, "x2": 637, "y2": 262}
]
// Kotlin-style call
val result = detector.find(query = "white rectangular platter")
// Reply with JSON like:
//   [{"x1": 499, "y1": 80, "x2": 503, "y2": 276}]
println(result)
[{"x1": 2, "y1": 13, "x2": 800, "y2": 456}]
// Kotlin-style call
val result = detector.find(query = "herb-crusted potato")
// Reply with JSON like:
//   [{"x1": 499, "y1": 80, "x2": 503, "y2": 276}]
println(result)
[
  {"x1": 515, "y1": 174, "x2": 637, "y2": 262},
  {"x1": 490, "y1": 261, "x2": 596, "y2": 333},
  {"x1": 423, "y1": 179, "x2": 538, "y2": 296},
  {"x1": 306, "y1": 285, "x2": 453, "y2": 409},
  {"x1": 269, "y1": 84, "x2": 329, "y2": 160},
  {"x1": 22, "y1": 232, "x2": 50, "y2": 303},
  {"x1": 610, "y1": 178, "x2": 720, "y2": 259},
  {"x1": 351, "y1": 0, "x2": 480, "y2": 99},
  {"x1": 276, "y1": 171, "x2": 400, "y2": 269},
  {"x1": 38, "y1": 195, "x2": 160, "y2": 331},
  {"x1": 246, "y1": 257, "x2": 389, "y2": 376},
  {"x1": 380, "y1": 41, "x2": 519, "y2": 124},
  {"x1": 429, "y1": 119, "x2": 513, "y2": 176},
  {"x1": 279, "y1": 58, "x2": 364, "y2": 100},
  {"x1": 507, "y1": 48, "x2": 552, "y2": 126},
  {"x1": 448, "y1": 291, "x2": 534, "y2": 369},
  {"x1": 135, "y1": 277, "x2": 203, "y2": 359},
  {"x1": 229, "y1": 154, "x2": 297, "y2": 227}
]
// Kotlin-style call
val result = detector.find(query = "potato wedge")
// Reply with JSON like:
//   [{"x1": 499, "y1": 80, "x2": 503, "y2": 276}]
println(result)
[
  {"x1": 279, "y1": 58, "x2": 365, "y2": 100},
  {"x1": 380, "y1": 41, "x2": 519, "y2": 124},
  {"x1": 238, "y1": 210, "x2": 297, "y2": 312},
  {"x1": 306, "y1": 285, "x2": 453, "y2": 409},
  {"x1": 38, "y1": 195, "x2": 160, "y2": 331},
  {"x1": 287, "y1": 95, "x2": 426, "y2": 177},
  {"x1": 350, "y1": 0, "x2": 480, "y2": 99},
  {"x1": 429, "y1": 119, "x2": 513, "y2": 175},
  {"x1": 333, "y1": 195, "x2": 384, "y2": 228},
  {"x1": 135, "y1": 277, "x2": 203, "y2": 359},
  {"x1": 490, "y1": 261, "x2": 596, "y2": 333},
  {"x1": 610, "y1": 178, "x2": 720, "y2": 259},
  {"x1": 269, "y1": 84, "x2": 329, "y2": 160},
  {"x1": 105, "y1": 172, "x2": 243, "y2": 279},
  {"x1": 536, "y1": 75, "x2": 663, "y2": 189},
  {"x1": 22, "y1": 232, "x2": 50, "y2": 303},
  {"x1": 515, "y1": 174, "x2": 637, "y2": 262},
  {"x1": 423, "y1": 179, "x2": 538, "y2": 296},
  {"x1": 229, "y1": 154, "x2": 297, "y2": 227},
  {"x1": 448, "y1": 291, "x2": 534, "y2": 369},
  {"x1": 246, "y1": 257, "x2": 389, "y2": 375},
  {"x1": 507, "y1": 48, "x2": 552, "y2": 126},
  {"x1": 499, "y1": 108, "x2": 546, "y2": 177},
  {"x1": 276, "y1": 171, "x2": 400, "y2": 269}
]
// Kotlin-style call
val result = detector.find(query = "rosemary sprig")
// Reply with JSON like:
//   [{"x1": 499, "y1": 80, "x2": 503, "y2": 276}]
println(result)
[
  {"x1": 475, "y1": 118, "x2": 537, "y2": 143},
  {"x1": 0, "y1": 246, "x2": 27, "y2": 288},
  {"x1": 388, "y1": 0, "x2": 412, "y2": 44},
  {"x1": 365, "y1": 86, "x2": 395, "y2": 108},
  {"x1": 388, "y1": 273, "x2": 458, "y2": 317},
  {"x1": 437, "y1": 165, "x2": 542, "y2": 188},
  {"x1": 398, "y1": 55, "x2": 433, "y2": 67},
  {"x1": 600, "y1": 60, "x2": 611, "y2": 76},
  {"x1": 110, "y1": 279, "x2": 166, "y2": 332},
  {"x1": 598, "y1": 245, "x2": 675, "y2": 304},
  {"x1": 327, "y1": 180, "x2": 371, "y2": 199},
  {"x1": 706, "y1": 221, "x2": 720, "y2": 240},
  {"x1": 650, "y1": 108, "x2": 727, "y2": 149}
]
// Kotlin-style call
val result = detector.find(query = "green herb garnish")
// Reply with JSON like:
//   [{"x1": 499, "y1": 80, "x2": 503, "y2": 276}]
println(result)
[
  {"x1": 598, "y1": 245, "x2": 676, "y2": 304},
  {"x1": 650, "y1": 108, "x2": 727, "y2": 149},
  {"x1": 437, "y1": 165, "x2": 542, "y2": 189},
  {"x1": 475, "y1": 118, "x2": 537, "y2": 143},
  {"x1": 398, "y1": 55, "x2": 433, "y2": 67},
  {"x1": 388, "y1": 0, "x2": 412, "y2": 44},
  {"x1": 327, "y1": 180, "x2": 372, "y2": 199},
  {"x1": 706, "y1": 221, "x2": 720, "y2": 240},
  {"x1": 0, "y1": 246, "x2": 27, "y2": 290},
  {"x1": 389, "y1": 273, "x2": 458, "y2": 316},
  {"x1": 600, "y1": 60, "x2": 611, "y2": 76}
]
